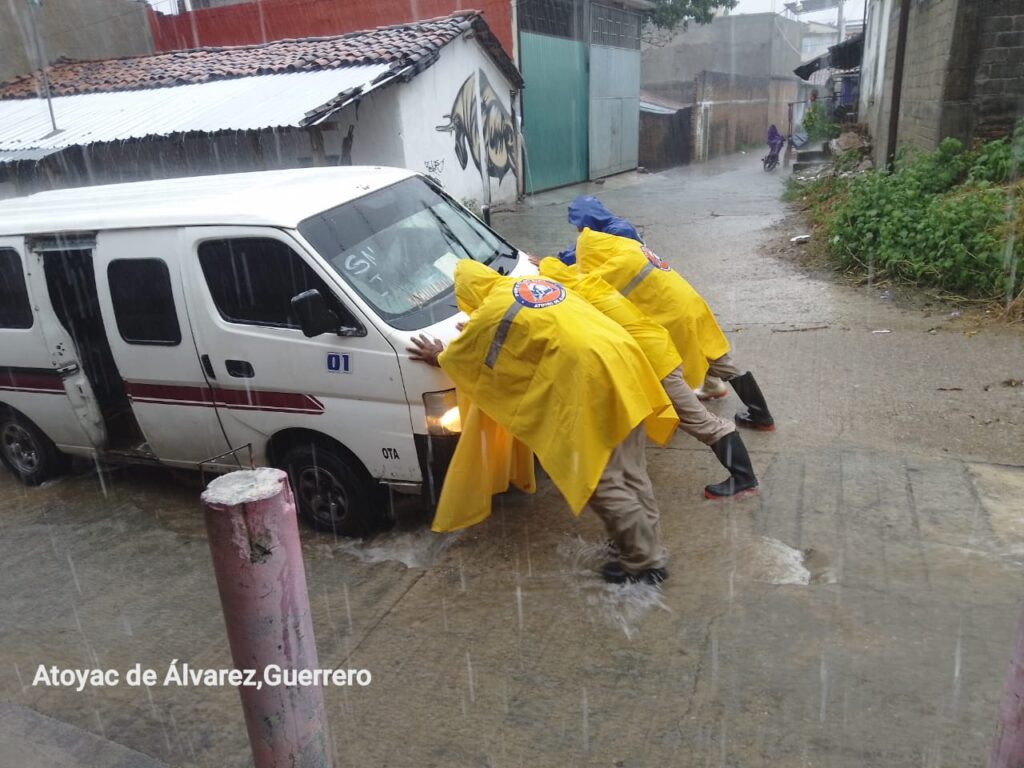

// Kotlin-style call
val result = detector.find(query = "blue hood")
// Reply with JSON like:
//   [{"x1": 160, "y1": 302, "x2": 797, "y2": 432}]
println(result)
[
  {"x1": 568, "y1": 196, "x2": 617, "y2": 231},
  {"x1": 560, "y1": 196, "x2": 641, "y2": 264}
]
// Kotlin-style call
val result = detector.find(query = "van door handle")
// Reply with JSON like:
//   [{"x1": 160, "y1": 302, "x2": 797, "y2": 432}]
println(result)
[
  {"x1": 200, "y1": 354, "x2": 216, "y2": 380},
  {"x1": 225, "y1": 360, "x2": 254, "y2": 378}
]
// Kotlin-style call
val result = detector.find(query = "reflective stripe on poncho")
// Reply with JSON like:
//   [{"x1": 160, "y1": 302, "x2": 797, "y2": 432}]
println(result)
[
  {"x1": 575, "y1": 228, "x2": 730, "y2": 389},
  {"x1": 435, "y1": 260, "x2": 676, "y2": 523}
]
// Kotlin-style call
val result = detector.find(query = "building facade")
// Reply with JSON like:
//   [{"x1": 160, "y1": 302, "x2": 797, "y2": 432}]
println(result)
[
  {"x1": 860, "y1": 0, "x2": 1024, "y2": 166},
  {"x1": 642, "y1": 12, "x2": 808, "y2": 162},
  {"x1": 145, "y1": 0, "x2": 649, "y2": 193},
  {"x1": 0, "y1": 14, "x2": 523, "y2": 206}
]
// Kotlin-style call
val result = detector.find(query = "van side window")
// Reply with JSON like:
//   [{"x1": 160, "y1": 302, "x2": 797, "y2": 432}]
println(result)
[
  {"x1": 108, "y1": 259, "x2": 182, "y2": 345},
  {"x1": 198, "y1": 238, "x2": 358, "y2": 330},
  {"x1": 0, "y1": 248, "x2": 33, "y2": 329}
]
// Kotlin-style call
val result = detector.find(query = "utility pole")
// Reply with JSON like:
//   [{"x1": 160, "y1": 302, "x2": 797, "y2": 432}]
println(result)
[{"x1": 26, "y1": 0, "x2": 60, "y2": 135}]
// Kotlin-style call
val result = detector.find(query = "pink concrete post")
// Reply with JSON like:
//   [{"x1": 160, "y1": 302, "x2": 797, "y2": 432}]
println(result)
[
  {"x1": 991, "y1": 607, "x2": 1024, "y2": 768},
  {"x1": 201, "y1": 468, "x2": 332, "y2": 768}
]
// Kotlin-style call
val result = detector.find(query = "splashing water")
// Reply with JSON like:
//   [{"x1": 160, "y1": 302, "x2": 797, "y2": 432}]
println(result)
[
  {"x1": 738, "y1": 537, "x2": 812, "y2": 586},
  {"x1": 315, "y1": 528, "x2": 463, "y2": 569},
  {"x1": 556, "y1": 535, "x2": 671, "y2": 640}
]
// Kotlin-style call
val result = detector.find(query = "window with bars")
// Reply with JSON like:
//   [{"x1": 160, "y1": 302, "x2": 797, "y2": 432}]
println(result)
[
  {"x1": 518, "y1": 0, "x2": 585, "y2": 40},
  {"x1": 591, "y1": 3, "x2": 641, "y2": 49}
]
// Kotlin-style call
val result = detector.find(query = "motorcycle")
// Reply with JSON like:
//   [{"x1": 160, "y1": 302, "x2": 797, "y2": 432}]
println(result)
[{"x1": 762, "y1": 124, "x2": 787, "y2": 172}]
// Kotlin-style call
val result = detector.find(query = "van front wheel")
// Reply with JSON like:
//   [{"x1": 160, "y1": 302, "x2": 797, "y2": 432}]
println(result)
[
  {"x1": 281, "y1": 443, "x2": 380, "y2": 538},
  {"x1": 0, "y1": 408, "x2": 69, "y2": 486}
]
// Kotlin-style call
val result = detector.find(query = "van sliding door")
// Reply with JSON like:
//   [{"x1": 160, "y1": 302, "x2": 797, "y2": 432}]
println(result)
[
  {"x1": 92, "y1": 229, "x2": 232, "y2": 468},
  {"x1": 0, "y1": 236, "x2": 103, "y2": 452}
]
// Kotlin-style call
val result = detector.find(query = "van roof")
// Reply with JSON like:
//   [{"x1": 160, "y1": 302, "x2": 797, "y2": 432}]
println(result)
[{"x1": 0, "y1": 166, "x2": 416, "y2": 236}]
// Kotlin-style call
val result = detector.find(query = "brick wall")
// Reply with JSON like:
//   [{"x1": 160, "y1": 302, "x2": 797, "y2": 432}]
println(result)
[
  {"x1": 148, "y1": 0, "x2": 514, "y2": 56},
  {"x1": 639, "y1": 107, "x2": 692, "y2": 169}
]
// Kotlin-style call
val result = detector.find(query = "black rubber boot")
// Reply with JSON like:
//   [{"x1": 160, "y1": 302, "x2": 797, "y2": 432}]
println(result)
[
  {"x1": 601, "y1": 561, "x2": 669, "y2": 585},
  {"x1": 729, "y1": 371, "x2": 775, "y2": 431},
  {"x1": 704, "y1": 431, "x2": 759, "y2": 499}
]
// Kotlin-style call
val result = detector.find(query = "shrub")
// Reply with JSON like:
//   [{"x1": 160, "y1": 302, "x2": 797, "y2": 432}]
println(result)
[{"x1": 790, "y1": 129, "x2": 1024, "y2": 300}]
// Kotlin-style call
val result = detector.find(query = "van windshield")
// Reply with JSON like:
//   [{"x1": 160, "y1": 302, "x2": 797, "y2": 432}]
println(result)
[{"x1": 298, "y1": 177, "x2": 518, "y2": 331}]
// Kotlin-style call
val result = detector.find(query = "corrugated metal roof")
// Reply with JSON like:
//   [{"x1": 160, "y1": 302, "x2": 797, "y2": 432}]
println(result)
[
  {"x1": 0, "y1": 66, "x2": 391, "y2": 153},
  {"x1": 0, "y1": 147, "x2": 63, "y2": 164}
]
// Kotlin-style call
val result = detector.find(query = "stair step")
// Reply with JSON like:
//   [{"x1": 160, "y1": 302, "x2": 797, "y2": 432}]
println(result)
[{"x1": 793, "y1": 161, "x2": 830, "y2": 174}]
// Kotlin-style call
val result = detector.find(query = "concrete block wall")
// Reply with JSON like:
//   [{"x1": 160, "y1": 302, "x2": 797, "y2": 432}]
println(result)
[
  {"x1": 691, "y1": 70, "x2": 773, "y2": 161},
  {"x1": 972, "y1": 2, "x2": 1024, "y2": 141},
  {"x1": 864, "y1": 0, "x2": 1023, "y2": 167},
  {"x1": 895, "y1": 0, "x2": 959, "y2": 152},
  {"x1": 0, "y1": 0, "x2": 153, "y2": 84}
]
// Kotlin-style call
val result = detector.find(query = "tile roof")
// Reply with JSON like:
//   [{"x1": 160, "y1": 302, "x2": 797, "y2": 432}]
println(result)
[{"x1": 0, "y1": 11, "x2": 521, "y2": 100}]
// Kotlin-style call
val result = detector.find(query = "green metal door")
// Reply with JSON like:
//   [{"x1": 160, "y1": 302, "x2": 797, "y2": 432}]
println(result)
[{"x1": 520, "y1": 32, "x2": 588, "y2": 193}]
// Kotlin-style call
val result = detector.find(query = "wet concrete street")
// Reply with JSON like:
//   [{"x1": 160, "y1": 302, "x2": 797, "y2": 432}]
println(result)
[{"x1": 2, "y1": 154, "x2": 1024, "y2": 767}]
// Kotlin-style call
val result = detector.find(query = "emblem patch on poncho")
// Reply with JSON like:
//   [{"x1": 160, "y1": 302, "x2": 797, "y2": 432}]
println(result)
[{"x1": 513, "y1": 279, "x2": 566, "y2": 308}]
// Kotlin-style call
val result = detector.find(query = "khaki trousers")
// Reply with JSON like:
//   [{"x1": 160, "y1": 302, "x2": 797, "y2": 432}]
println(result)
[
  {"x1": 661, "y1": 367, "x2": 735, "y2": 445},
  {"x1": 588, "y1": 425, "x2": 668, "y2": 573},
  {"x1": 706, "y1": 353, "x2": 742, "y2": 381}
]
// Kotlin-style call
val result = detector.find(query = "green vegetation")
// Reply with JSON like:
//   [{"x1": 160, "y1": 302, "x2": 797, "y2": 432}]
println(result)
[
  {"x1": 801, "y1": 102, "x2": 841, "y2": 142},
  {"x1": 789, "y1": 129, "x2": 1024, "y2": 303},
  {"x1": 644, "y1": 0, "x2": 738, "y2": 33}
]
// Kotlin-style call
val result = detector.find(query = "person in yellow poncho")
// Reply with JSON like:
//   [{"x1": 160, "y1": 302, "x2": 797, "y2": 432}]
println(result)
[
  {"x1": 575, "y1": 228, "x2": 776, "y2": 432},
  {"x1": 537, "y1": 258, "x2": 758, "y2": 499},
  {"x1": 407, "y1": 260, "x2": 677, "y2": 585}
]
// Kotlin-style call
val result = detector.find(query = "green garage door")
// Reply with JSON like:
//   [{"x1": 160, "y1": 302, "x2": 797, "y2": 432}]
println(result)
[{"x1": 520, "y1": 32, "x2": 589, "y2": 193}]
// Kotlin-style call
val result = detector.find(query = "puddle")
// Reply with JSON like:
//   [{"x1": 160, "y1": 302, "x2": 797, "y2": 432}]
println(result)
[
  {"x1": 737, "y1": 537, "x2": 837, "y2": 586},
  {"x1": 557, "y1": 535, "x2": 671, "y2": 640},
  {"x1": 310, "y1": 528, "x2": 464, "y2": 569}
]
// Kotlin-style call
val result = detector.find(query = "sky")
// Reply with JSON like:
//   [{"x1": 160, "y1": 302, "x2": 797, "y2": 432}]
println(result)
[{"x1": 733, "y1": 0, "x2": 868, "y2": 26}]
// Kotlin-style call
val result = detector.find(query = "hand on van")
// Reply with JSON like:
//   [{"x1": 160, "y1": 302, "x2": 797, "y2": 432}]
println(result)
[{"x1": 407, "y1": 334, "x2": 445, "y2": 367}]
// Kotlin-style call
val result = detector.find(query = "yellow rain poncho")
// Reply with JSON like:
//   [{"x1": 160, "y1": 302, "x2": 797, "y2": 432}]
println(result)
[
  {"x1": 434, "y1": 260, "x2": 676, "y2": 527},
  {"x1": 575, "y1": 228, "x2": 730, "y2": 389},
  {"x1": 432, "y1": 396, "x2": 536, "y2": 532},
  {"x1": 538, "y1": 258, "x2": 681, "y2": 381}
]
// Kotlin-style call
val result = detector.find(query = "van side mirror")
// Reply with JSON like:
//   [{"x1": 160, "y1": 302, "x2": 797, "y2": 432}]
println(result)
[
  {"x1": 292, "y1": 289, "x2": 366, "y2": 338},
  {"x1": 292, "y1": 289, "x2": 339, "y2": 337}
]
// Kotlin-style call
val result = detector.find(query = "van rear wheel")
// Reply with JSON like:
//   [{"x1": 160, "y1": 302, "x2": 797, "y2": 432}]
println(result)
[
  {"x1": 280, "y1": 442, "x2": 382, "y2": 538},
  {"x1": 0, "y1": 408, "x2": 69, "y2": 486}
]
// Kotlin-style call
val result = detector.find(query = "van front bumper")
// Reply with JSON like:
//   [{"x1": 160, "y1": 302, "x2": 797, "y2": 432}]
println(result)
[{"x1": 414, "y1": 433, "x2": 459, "y2": 507}]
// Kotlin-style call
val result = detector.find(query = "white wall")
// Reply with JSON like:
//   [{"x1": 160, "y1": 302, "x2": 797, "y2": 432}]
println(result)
[
  {"x1": 396, "y1": 35, "x2": 520, "y2": 207},
  {"x1": 859, "y1": 0, "x2": 892, "y2": 130},
  {"x1": 322, "y1": 90, "x2": 405, "y2": 169}
]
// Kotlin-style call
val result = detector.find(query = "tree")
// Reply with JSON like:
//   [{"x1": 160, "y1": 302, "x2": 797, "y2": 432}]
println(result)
[{"x1": 642, "y1": 0, "x2": 739, "y2": 45}]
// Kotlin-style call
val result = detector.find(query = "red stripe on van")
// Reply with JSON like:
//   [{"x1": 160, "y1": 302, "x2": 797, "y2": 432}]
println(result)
[
  {"x1": 0, "y1": 367, "x2": 64, "y2": 394},
  {"x1": 124, "y1": 382, "x2": 324, "y2": 415}
]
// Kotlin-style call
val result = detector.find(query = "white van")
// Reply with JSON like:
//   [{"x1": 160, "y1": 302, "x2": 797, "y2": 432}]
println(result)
[{"x1": 0, "y1": 167, "x2": 529, "y2": 536}]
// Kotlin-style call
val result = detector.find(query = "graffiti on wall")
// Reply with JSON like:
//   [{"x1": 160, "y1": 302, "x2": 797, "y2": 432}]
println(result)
[{"x1": 436, "y1": 70, "x2": 517, "y2": 183}]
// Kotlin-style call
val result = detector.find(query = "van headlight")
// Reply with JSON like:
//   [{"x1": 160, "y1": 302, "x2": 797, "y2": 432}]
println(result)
[{"x1": 424, "y1": 390, "x2": 462, "y2": 436}]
